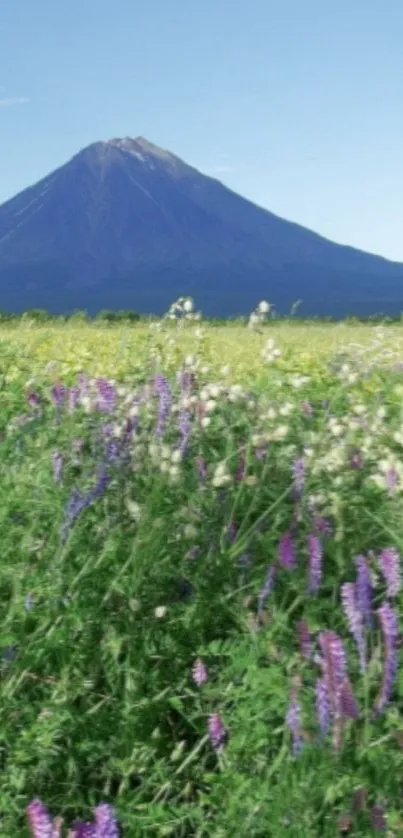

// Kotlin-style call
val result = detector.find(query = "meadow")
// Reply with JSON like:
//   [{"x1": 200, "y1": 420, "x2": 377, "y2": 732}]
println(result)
[{"x1": 0, "y1": 300, "x2": 402, "y2": 837}]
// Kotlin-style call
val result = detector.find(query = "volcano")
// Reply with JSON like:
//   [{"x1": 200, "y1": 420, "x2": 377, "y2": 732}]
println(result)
[{"x1": 0, "y1": 136, "x2": 402, "y2": 316}]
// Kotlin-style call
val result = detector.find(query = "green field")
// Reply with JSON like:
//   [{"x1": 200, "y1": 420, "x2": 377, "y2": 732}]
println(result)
[{"x1": 1, "y1": 312, "x2": 402, "y2": 836}]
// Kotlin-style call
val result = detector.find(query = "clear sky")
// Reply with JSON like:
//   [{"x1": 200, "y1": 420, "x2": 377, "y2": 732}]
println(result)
[{"x1": 1, "y1": 0, "x2": 403, "y2": 260}]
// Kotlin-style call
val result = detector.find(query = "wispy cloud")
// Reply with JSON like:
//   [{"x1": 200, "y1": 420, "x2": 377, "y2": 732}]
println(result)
[{"x1": 0, "y1": 96, "x2": 30, "y2": 107}]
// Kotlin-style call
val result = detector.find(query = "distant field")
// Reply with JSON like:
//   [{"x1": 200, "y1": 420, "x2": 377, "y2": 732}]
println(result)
[{"x1": 1, "y1": 316, "x2": 403, "y2": 836}]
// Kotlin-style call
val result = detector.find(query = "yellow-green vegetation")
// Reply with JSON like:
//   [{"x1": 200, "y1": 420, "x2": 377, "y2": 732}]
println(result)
[{"x1": 1, "y1": 309, "x2": 403, "y2": 837}]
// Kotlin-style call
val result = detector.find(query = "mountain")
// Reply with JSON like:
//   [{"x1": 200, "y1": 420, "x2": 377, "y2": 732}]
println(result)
[{"x1": 0, "y1": 136, "x2": 402, "y2": 317}]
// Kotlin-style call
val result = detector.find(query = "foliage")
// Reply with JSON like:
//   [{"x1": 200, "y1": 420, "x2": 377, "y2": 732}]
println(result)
[{"x1": 0, "y1": 304, "x2": 402, "y2": 837}]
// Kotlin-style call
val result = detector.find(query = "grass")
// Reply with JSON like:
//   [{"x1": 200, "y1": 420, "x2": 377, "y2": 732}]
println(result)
[{"x1": 0, "y1": 311, "x2": 402, "y2": 836}]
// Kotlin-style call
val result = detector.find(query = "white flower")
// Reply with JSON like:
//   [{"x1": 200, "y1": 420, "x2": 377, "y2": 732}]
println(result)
[
  {"x1": 258, "y1": 300, "x2": 270, "y2": 314},
  {"x1": 126, "y1": 500, "x2": 142, "y2": 520},
  {"x1": 183, "y1": 523, "x2": 198, "y2": 539},
  {"x1": 171, "y1": 449, "x2": 183, "y2": 464},
  {"x1": 183, "y1": 298, "x2": 194, "y2": 313},
  {"x1": 155, "y1": 606, "x2": 167, "y2": 618}
]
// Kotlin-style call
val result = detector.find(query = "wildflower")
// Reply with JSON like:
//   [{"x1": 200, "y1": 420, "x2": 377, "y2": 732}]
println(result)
[
  {"x1": 208, "y1": 712, "x2": 227, "y2": 752},
  {"x1": 68, "y1": 387, "x2": 80, "y2": 412},
  {"x1": 50, "y1": 383, "x2": 66, "y2": 408},
  {"x1": 192, "y1": 658, "x2": 208, "y2": 686},
  {"x1": 292, "y1": 457, "x2": 305, "y2": 497},
  {"x1": 26, "y1": 799, "x2": 55, "y2": 838},
  {"x1": 370, "y1": 805, "x2": 386, "y2": 832},
  {"x1": 50, "y1": 449, "x2": 63, "y2": 482},
  {"x1": 307, "y1": 534, "x2": 322, "y2": 592},
  {"x1": 178, "y1": 408, "x2": 191, "y2": 455},
  {"x1": 27, "y1": 391, "x2": 41, "y2": 408},
  {"x1": 154, "y1": 375, "x2": 171, "y2": 438},
  {"x1": 318, "y1": 631, "x2": 347, "y2": 718},
  {"x1": 60, "y1": 468, "x2": 110, "y2": 543},
  {"x1": 94, "y1": 803, "x2": 120, "y2": 838},
  {"x1": 340, "y1": 679, "x2": 360, "y2": 719},
  {"x1": 154, "y1": 606, "x2": 167, "y2": 619},
  {"x1": 257, "y1": 300, "x2": 270, "y2": 314},
  {"x1": 341, "y1": 582, "x2": 366, "y2": 672},
  {"x1": 278, "y1": 531, "x2": 297, "y2": 570},
  {"x1": 298, "y1": 620, "x2": 312, "y2": 660},
  {"x1": 257, "y1": 563, "x2": 276, "y2": 613},
  {"x1": 315, "y1": 677, "x2": 330, "y2": 736},
  {"x1": 71, "y1": 822, "x2": 97, "y2": 838},
  {"x1": 286, "y1": 686, "x2": 303, "y2": 756},
  {"x1": 378, "y1": 548, "x2": 401, "y2": 598},
  {"x1": 354, "y1": 555, "x2": 373, "y2": 628},
  {"x1": 375, "y1": 602, "x2": 398, "y2": 713}
]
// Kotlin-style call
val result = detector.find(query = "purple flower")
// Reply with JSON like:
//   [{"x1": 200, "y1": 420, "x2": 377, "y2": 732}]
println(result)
[
  {"x1": 378, "y1": 548, "x2": 401, "y2": 598},
  {"x1": 386, "y1": 468, "x2": 398, "y2": 494},
  {"x1": 286, "y1": 687, "x2": 303, "y2": 755},
  {"x1": 60, "y1": 468, "x2": 110, "y2": 542},
  {"x1": 315, "y1": 677, "x2": 330, "y2": 736},
  {"x1": 375, "y1": 602, "x2": 398, "y2": 713},
  {"x1": 94, "y1": 803, "x2": 119, "y2": 838},
  {"x1": 355, "y1": 555, "x2": 373, "y2": 628},
  {"x1": 278, "y1": 531, "x2": 297, "y2": 570},
  {"x1": 307, "y1": 534, "x2": 322, "y2": 592},
  {"x1": 318, "y1": 631, "x2": 347, "y2": 719},
  {"x1": 178, "y1": 409, "x2": 191, "y2": 455},
  {"x1": 26, "y1": 799, "x2": 53, "y2": 838},
  {"x1": 27, "y1": 391, "x2": 41, "y2": 408},
  {"x1": 154, "y1": 375, "x2": 171, "y2": 438},
  {"x1": 96, "y1": 379, "x2": 116, "y2": 414},
  {"x1": 340, "y1": 679, "x2": 360, "y2": 719},
  {"x1": 208, "y1": 712, "x2": 227, "y2": 752},
  {"x1": 257, "y1": 562, "x2": 276, "y2": 614},
  {"x1": 192, "y1": 657, "x2": 208, "y2": 686},
  {"x1": 341, "y1": 582, "x2": 366, "y2": 672},
  {"x1": 371, "y1": 805, "x2": 387, "y2": 832},
  {"x1": 292, "y1": 457, "x2": 305, "y2": 497},
  {"x1": 71, "y1": 823, "x2": 97, "y2": 838},
  {"x1": 51, "y1": 383, "x2": 66, "y2": 408},
  {"x1": 68, "y1": 386, "x2": 80, "y2": 413},
  {"x1": 298, "y1": 620, "x2": 312, "y2": 660},
  {"x1": 349, "y1": 448, "x2": 363, "y2": 470},
  {"x1": 51, "y1": 451, "x2": 63, "y2": 483}
]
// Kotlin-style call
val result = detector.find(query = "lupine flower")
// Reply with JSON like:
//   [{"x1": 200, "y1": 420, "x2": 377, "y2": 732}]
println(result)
[
  {"x1": 318, "y1": 631, "x2": 347, "y2": 718},
  {"x1": 307, "y1": 534, "x2": 322, "y2": 592},
  {"x1": 286, "y1": 686, "x2": 303, "y2": 755},
  {"x1": 370, "y1": 805, "x2": 386, "y2": 832},
  {"x1": 27, "y1": 391, "x2": 41, "y2": 408},
  {"x1": 378, "y1": 548, "x2": 401, "y2": 598},
  {"x1": 292, "y1": 457, "x2": 305, "y2": 497},
  {"x1": 26, "y1": 799, "x2": 54, "y2": 838},
  {"x1": 51, "y1": 383, "x2": 66, "y2": 408},
  {"x1": 51, "y1": 451, "x2": 63, "y2": 483},
  {"x1": 278, "y1": 531, "x2": 297, "y2": 570},
  {"x1": 340, "y1": 679, "x2": 360, "y2": 719},
  {"x1": 68, "y1": 386, "x2": 80, "y2": 413},
  {"x1": 298, "y1": 620, "x2": 312, "y2": 660},
  {"x1": 375, "y1": 602, "x2": 398, "y2": 713},
  {"x1": 96, "y1": 379, "x2": 116, "y2": 413},
  {"x1": 355, "y1": 555, "x2": 373, "y2": 628},
  {"x1": 60, "y1": 469, "x2": 110, "y2": 542},
  {"x1": 341, "y1": 582, "x2": 366, "y2": 672},
  {"x1": 178, "y1": 409, "x2": 191, "y2": 455},
  {"x1": 70, "y1": 822, "x2": 97, "y2": 838},
  {"x1": 154, "y1": 375, "x2": 171, "y2": 438},
  {"x1": 257, "y1": 563, "x2": 277, "y2": 614},
  {"x1": 94, "y1": 803, "x2": 120, "y2": 838},
  {"x1": 192, "y1": 658, "x2": 208, "y2": 686},
  {"x1": 313, "y1": 516, "x2": 332, "y2": 537},
  {"x1": 208, "y1": 712, "x2": 227, "y2": 752},
  {"x1": 315, "y1": 677, "x2": 330, "y2": 736},
  {"x1": 386, "y1": 468, "x2": 398, "y2": 493}
]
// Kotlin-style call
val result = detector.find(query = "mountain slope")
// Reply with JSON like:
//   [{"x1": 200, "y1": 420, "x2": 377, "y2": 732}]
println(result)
[{"x1": 0, "y1": 136, "x2": 402, "y2": 316}]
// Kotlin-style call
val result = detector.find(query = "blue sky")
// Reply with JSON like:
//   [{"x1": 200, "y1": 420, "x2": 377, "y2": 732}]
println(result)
[{"x1": 1, "y1": 0, "x2": 403, "y2": 259}]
